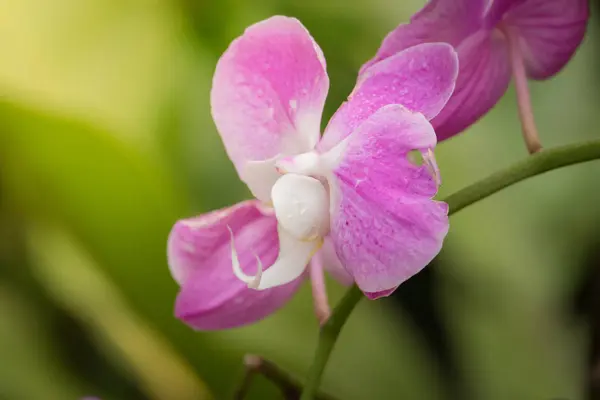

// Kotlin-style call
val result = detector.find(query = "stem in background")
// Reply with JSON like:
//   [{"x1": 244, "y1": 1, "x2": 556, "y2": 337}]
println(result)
[
  {"x1": 299, "y1": 285, "x2": 363, "y2": 400},
  {"x1": 233, "y1": 356, "x2": 259, "y2": 400},
  {"x1": 505, "y1": 27, "x2": 542, "y2": 154},
  {"x1": 235, "y1": 355, "x2": 339, "y2": 400},
  {"x1": 300, "y1": 138, "x2": 600, "y2": 399}
]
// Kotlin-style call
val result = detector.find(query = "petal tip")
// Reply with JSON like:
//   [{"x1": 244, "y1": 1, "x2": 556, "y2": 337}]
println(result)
[
  {"x1": 243, "y1": 15, "x2": 305, "y2": 37},
  {"x1": 167, "y1": 220, "x2": 195, "y2": 286},
  {"x1": 364, "y1": 287, "x2": 398, "y2": 300},
  {"x1": 173, "y1": 292, "x2": 207, "y2": 330}
]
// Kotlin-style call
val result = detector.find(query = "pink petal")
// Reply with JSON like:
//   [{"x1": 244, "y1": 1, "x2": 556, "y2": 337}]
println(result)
[
  {"x1": 318, "y1": 43, "x2": 458, "y2": 151},
  {"x1": 431, "y1": 30, "x2": 512, "y2": 141},
  {"x1": 503, "y1": 0, "x2": 589, "y2": 79},
  {"x1": 168, "y1": 200, "x2": 304, "y2": 330},
  {"x1": 484, "y1": 0, "x2": 526, "y2": 27},
  {"x1": 365, "y1": 288, "x2": 398, "y2": 300},
  {"x1": 326, "y1": 104, "x2": 449, "y2": 296},
  {"x1": 360, "y1": 0, "x2": 487, "y2": 73},
  {"x1": 318, "y1": 237, "x2": 354, "y2": 286},
  {"x1": 211, "y1": 16, "x2": 329, "y2": 199}
]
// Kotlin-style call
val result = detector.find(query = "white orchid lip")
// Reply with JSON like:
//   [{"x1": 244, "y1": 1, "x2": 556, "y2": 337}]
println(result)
[
  {"x1": 271, "y1": 174, "x2": 330, "y2": 240},
  {"x1": 230, "y1": 173, "x2": 330, "y2": 290},
  {"x1": 230, "y1": 226, "x2": 323, "y2": 291},
  {"x1": 228, "y1": 225, "x2": 263, "y2": 289}
]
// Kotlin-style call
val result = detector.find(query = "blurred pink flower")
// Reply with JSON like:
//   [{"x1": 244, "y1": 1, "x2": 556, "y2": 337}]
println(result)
[
  {"x1": 168, "y1": 16, "x2": 457, "y2": 330},
  {"x1": 362, "y1": 0, "x2": 589, "y2": 144}
]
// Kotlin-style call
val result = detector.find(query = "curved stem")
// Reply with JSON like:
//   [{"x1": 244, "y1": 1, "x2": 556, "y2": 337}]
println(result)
[
  {"x1": 301, "y1": 139, "x2": 600, "y2": 399},
  {"x1": 443, "y1": 139, "x2": 600, "y2": 215},
  {"x1": 237, "y1": 355, "x2": 339, "y2": 400}
]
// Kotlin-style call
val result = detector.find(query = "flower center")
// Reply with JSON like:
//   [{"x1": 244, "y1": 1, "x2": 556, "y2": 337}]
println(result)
[
  {"x1": 271, "y1": 173, "x2": 330, "y2": 240},
  {"x1": 276, "y1": 151, "x2": 322, "y2": 176}
]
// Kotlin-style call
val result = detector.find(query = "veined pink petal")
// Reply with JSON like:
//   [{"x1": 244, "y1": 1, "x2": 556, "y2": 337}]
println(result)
[
  {"x1": 211, "y1": 16, "x2": 329, "y2": 201},
  {"x1": 325, "y1": 105, "x2": 449, "y2": 297},
  {"x1": 484, "y1": 0, "x2": 528, "y2": 27},
  {"x1": 503, "y1": 0, "x2": 589, "y2": 79},
  {"x1": 360, "y1": 0, "x2": 487, "y2": 73},
  {"x1": 318, "y1": 43, "x2": 458, "y2": 151},
  {"x1": 168, "y1": 200, "x2": 304, "y2": 330},
  {"x1": 431, "y1": 30, "x2": 512, "y2": 140}
]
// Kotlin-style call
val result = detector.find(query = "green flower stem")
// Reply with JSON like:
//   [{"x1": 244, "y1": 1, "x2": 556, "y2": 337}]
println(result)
[
  {"x1": 300, "y1": 139, "x2": 600, "y2": 399},
  {"x1": 444, "y1": 139, "x2": 600, "y2": 214},
  {"x1": 300, "y1": 285, "x2": 363, "y2": 400}
]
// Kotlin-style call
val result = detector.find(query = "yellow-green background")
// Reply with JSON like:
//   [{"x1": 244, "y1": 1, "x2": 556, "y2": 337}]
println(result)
[{"x1": 0, "y1": 1, "x2": 598, "y2": 399}]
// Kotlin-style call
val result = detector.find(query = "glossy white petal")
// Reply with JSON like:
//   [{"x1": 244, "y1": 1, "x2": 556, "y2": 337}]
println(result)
[
  {"x1": 271, "y1": 174, "x2": 330, "y2": 240},
  {"x1": 228, "y1": 225, "x2": 263, "y2": 288},
  {"x1": 242, "y1": 156, "x2": 283, "y2": 203},
  {"x1": 255, "y1": 226, "x2": 321, "y2": 290}
]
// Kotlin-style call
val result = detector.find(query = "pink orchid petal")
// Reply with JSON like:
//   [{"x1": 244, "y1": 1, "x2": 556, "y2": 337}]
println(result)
[
  {"x1": 431, "y1": 30, "x2": 512, "y2": 140},
  {"x1": 360, "y1": 0, "x2": 487, "y2": 73},
  {"x1": 168, "y1": 200, "x2": 304, "y2": 330},
  {"x1": 211, "y1": 16, "x2": 329, "y2": 198},
  {"x1": 319, "y1": 43, "x2": 458, "y2": 151},
  {"x1": 484, "y1": 0, "x2": 528, "y2": 27},
  {"x1": 327, "y1": 104, "x2": 449, "y2": 296},
  {"x1": 318, "y1": 237, "x2": 354, "y2": 286},
  {"x1": 503, "y1": 0, "x2": 589, "y2": 80},
  {"x1": 365, "y1": 287, "x2": 398, "y2": 300}
]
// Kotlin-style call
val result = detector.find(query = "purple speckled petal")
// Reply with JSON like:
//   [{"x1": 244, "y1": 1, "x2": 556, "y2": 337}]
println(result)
[
  {"x1": 431, "y1": 30, "x2": 512, "y2": 141},
  {"x1": 168, "y1": 200, "x2": 304, "y2": 330},
  {"x1": 319, "y1": 43, "x2": 458, "y2": 151},
  {"x1": 360, "y1": 0, "x2": 487, "y2": 73},
  {"x1": 211, "y1": 16, "x2": 329, "y2": 200},
  {"x1": 503, "y1": 0, "x2": 589, "y2": 80},
  {"x1": 326, "y1": 105, "x2": 449, "y2": 297}
]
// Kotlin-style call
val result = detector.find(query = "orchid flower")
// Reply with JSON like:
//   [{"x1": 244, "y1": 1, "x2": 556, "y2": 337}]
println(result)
[
  {"x1": 361, "y1": 0, "x2": 589, "y2": 153},
  {"x1": 168, "y1": 16, "x2": 458, "y2": 330}
]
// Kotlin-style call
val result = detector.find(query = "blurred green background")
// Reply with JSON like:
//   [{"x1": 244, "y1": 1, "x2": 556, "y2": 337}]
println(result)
[{"x1": 1, "y1": 1, "x2": 599, "y2": 399}]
